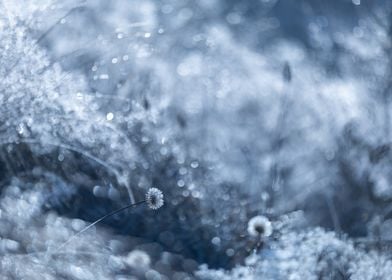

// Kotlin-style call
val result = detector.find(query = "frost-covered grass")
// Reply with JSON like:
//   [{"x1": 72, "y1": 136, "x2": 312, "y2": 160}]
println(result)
[{"x1": 1, "y1": 0, "x2": 392, "y2": 279}]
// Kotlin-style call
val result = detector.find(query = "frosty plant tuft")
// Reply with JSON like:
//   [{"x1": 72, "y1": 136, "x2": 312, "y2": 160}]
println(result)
[
  {"x1": 247, "y1": 215, "x2": 272, "y2": 238},
  {"x1": 146, "y1": 187, "x2": 164, "y2": 210}
]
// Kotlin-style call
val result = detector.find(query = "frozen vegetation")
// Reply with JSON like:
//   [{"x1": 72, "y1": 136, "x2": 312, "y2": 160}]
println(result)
[{"x1": 1, "y1": 0, "x2": 392, "y2": 279}]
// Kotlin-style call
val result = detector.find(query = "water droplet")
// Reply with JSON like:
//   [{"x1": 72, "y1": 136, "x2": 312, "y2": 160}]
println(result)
[
  {"x1": 162, "y1": 5, "x2": 173, "y2": 14},
  {"x1": 191, "y1": 190, "x2": 201, "y2": 198},
  {"x1": 160, "y1": 147, "x2": 168, "y2": 155},
  {"x1": 106, "y1": 112, "x2": 114, "y2": 121},
  {"x1": 16, "y1": 124, "x2": 24, "y2": 135},
  {"x1": 179, "y1": 167, "x2": 187, "y2": 175},
  {"x1": 182, "y1": 190, "x2": 190, "y2": 197},
  {"x1": 226, "y1": 248, "x2": 235, "y2": 257},
  {"x1": 58, "y1": 154, "x2": 64, "y2": 161},
  {"x1": 226, "y1": 12, "x2": 241, "y2": 25},
  {"x1": 211, "y1": 237, "x2": 221, "y2": 246}
]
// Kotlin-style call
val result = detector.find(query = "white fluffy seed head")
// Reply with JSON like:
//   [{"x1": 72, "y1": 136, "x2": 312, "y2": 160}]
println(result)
[
  {"x1": 247, "y1": 215, "x2": 272, "y2": 238},
  {"x1": 145, "y1": 188, "x2": 164, "y2": 210}
]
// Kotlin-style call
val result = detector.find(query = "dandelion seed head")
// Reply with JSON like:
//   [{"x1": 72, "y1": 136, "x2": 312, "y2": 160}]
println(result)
[
  {"x1": 247, "y1": 215, "x2": 272, "y2": 238},
  {"x1": 145, "y1": 188, "x2": 164, "y2": 210}
]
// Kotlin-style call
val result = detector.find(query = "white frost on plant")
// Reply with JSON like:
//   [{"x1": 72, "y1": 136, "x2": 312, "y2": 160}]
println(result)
[
  {"x1": 247, "y1": 215, "x2": 272, "y2": 238},
  {"x1": 197, "y1": 228, "x2": 392, "y2": 280}
]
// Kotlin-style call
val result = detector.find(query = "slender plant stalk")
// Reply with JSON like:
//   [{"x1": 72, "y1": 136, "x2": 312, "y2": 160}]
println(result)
[{"x1": 54, "y1": 200, "x2": 146, "y2": 253}]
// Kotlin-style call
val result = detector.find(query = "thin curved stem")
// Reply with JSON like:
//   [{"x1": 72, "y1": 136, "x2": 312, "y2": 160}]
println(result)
[{"x1": 54, "y1": 200, "x2": 146, "y2": 253}]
